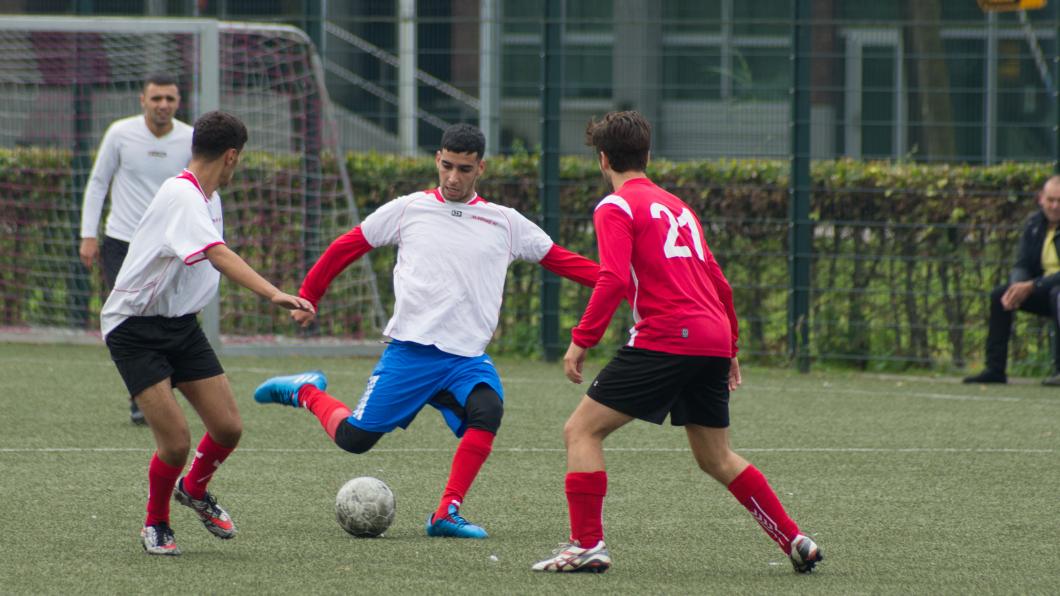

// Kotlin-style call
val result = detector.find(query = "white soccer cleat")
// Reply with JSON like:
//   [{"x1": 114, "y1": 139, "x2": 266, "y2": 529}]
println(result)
[
  {"x1": 140, "y1": 522, "x2": 181, "y2": 556},
  {"x1": 531, "y1": 540, "x2": 611, "y2": 573},
  {"x1": 789, "y1": 534, "x2": 823, "y2": 573}
]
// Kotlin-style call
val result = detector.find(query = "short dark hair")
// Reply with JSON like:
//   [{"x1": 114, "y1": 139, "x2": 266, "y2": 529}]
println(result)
[
  {"x1": 584, "y1": 111, "x2": 651, "y2": 173},
  {"x1": 143, "y1": 72, "x2": 178, "y2": 90},
  {"x1": 440, "y1": 123, "x2": 486, "y2": 159},
  {"x1": 192, "y1": 111, "x2": 248, "y2": 160}
]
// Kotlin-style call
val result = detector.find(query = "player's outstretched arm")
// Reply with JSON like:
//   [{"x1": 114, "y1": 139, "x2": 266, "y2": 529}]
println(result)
[
  {"x1": 539, "y1": 244, "x2": 599, "y2": 287},
  {"x1": 299, "y1": 226, "x2": 374, "y2": 311},
  {"x1": 204, "y1": 244, "x2": 314, "y2": 313}
]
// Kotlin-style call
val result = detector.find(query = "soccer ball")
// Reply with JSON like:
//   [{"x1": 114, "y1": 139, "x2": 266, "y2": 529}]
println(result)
[{"x1": 335, "y1": 476, "x2": 396, "y2": 537}]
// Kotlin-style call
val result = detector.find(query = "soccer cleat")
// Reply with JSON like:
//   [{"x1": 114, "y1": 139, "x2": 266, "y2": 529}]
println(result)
[
  {"x1": 174, "y1": 478, "x2": 237, "y2": 539},
  {"x1": 425, "y1": 504, "x2": 488, "y2": 539},
  {"x1": 130, "y1": 402, "x2": 147, "y2": 426},
  {"x1": 531, "y1": 540, "x2": 611, "y2": 573},
  {"x1": 253, "y1": 370, "x2": 328, "y2": 407},
  {"x1": 789, "y1": 534, "x2": 823, "y2": 573},
  {"x1": 140, "y1": 522, "x2": 181, "y2": 556}
]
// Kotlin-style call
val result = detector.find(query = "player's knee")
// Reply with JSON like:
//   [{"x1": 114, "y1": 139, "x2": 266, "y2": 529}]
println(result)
[
  {"x1": 210, "y1": 422, "x2": 242, "y2": 448},
  {"x1": 561, "y1": 417, "x2": 587, "y2": 448},
  {"x1": 695, "y1": 449, "x2": 740, "y2": 481},
  {"x1": 465, "y1": 385, "x2": 503, "y2": 434},
  {"x1": 158, "y1": 440, "x2": 191, "y2": 466},
  {"x1": 334, "y1": 420, "x2": 383, "y2": 454}
]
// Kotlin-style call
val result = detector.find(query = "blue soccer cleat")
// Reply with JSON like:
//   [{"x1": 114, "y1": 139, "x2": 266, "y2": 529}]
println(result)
[
  {"x1": 425, "y1": 504, "x2": 488, "y2": 539},
  {"x1": 253, "y1": 371, "x2": 328, "y2": 407}
]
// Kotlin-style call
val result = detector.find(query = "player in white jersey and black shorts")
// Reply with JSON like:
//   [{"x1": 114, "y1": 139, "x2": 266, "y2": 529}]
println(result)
[
  {"x1": 253, "y1": 123, "x2": 600, "y2": 540},
  {"x1": 101, "y1": 111, "x2": 314, "y2": 556},
  {"x1": 80, "y1": 73, "x2": 193, "y2": 424}
]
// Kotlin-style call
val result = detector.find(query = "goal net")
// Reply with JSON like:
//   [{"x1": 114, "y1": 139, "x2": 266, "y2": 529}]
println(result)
[{"x1": 0, "y1": 16, "x2": 387, "y2": 355}]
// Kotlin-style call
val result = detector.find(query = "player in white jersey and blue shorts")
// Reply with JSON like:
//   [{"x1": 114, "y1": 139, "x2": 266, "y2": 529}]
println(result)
[
  {"x1": 101, "y1": 111, "x2": 314, "y2": 556},
  {"x1": 254, "y1": 123, "x2": 599, "y2": 539}
]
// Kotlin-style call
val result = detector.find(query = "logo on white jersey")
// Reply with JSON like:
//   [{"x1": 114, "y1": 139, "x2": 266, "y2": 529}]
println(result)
[{"x1": 451, "y1": 209, "x2": 463, "y2": 217}]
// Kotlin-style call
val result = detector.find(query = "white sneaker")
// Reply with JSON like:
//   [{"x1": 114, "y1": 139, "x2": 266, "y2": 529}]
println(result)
[
  {"x1": 531, "y1": 540, "x2": 611, "y2": 573},
  {"x1": 140, "y1": 522, "x2": 181, "y2": 556},
  {"x1": 789, "y1": 534, "x2": 823, "y2": 573}
]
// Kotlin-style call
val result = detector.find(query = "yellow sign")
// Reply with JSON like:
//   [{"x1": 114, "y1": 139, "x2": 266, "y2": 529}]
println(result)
[{"x1": 977, "y1": 0, "x2": 1047, "y2": 11}]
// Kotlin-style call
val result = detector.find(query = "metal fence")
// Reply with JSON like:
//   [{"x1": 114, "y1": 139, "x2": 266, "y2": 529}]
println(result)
[{"x1": 4, "y1": 0, "x2": 1060, "y2": 374}]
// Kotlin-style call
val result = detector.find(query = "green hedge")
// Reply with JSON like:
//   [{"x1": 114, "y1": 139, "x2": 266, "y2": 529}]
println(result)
[{"x1": 1, "y1": 147, "x2": 1052, "y2": 373}]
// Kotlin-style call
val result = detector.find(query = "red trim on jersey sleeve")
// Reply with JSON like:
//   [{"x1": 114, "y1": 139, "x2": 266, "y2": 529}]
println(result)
[
  {"x1": 570, "y1": 205, "x2": 634, "y2": 348},
  {"x1": 184, "y1": 241, "x2": 226, "y2": 265},
  {"x1": 539, "y1": 244, "x2": 599, "y2": 288},
  {"x1": 299, "y1": 226, "x2": 375, "y2": 308},
  {"x1": 706, "y1": 251, "x2": 740, "y2": 356}
]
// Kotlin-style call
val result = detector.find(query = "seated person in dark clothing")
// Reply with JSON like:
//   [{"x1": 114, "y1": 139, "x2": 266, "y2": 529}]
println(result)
[{"x1": 965, "y1": 175, "x2": 1060, "y2": 385}]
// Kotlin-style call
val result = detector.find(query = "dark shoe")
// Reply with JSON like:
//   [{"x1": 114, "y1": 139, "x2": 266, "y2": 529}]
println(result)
[
  {"x1": 130, "y1": 402, "x2": 147, "y2": 425},
  {"x1": 962, "y1": 370, "x2": 1007, "y2": 384},
  {"x1": 1042, "y1": 373, "x2": 1060, "y2": 386}
]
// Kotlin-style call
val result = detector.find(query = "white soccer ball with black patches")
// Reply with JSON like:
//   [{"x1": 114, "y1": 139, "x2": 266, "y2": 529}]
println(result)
[{"x1": 335, "y1": 476, "x2": 396, "y2": 537}]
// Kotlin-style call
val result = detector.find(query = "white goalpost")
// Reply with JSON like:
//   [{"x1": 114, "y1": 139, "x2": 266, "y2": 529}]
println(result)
[{"x1": 0, "y1": 16, "x2": 387, "y2": 356}]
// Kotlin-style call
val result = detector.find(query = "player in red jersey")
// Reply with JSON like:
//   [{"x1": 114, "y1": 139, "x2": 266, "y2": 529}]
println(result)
[{"x1": 532, "y1": 111, "x2": 822, "y2": 574}]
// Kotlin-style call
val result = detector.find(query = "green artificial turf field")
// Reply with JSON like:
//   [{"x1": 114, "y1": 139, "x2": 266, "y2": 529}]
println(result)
[{"x1": 1, "y1": 343, "x2": 1057, "y2": 594}]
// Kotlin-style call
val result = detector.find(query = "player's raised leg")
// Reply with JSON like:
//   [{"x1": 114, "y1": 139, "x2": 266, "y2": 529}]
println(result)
[
  {"x1": 135, "y1": 380, "x2": 191, "y2": 556},
  {"x1": 686, "y1": 424, "x2": 822, "y2": 573},
  {"x1": 174, "y1": 374, "x2": 242, "y2": 539},
  {"x1": 254, "y1": 371, "x2": 357, "y2": 442}
]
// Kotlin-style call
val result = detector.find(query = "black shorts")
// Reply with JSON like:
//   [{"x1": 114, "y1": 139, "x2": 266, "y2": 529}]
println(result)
[
  {"x1": 101, "y1": 236, "x2": 129, "y2": 290},
  {"x1": 104, "y1": 314, "x2": 224, "y2": 398},
  {"x1": 586, "y1": 346, "x2": 731, "y2": 428}
]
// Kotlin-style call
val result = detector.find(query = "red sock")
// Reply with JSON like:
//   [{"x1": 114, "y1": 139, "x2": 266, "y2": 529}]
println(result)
[
  {"x1": 566, "y1": 471, "x2": 607, "y2": 547},
  {"x1": 434, "y1": 428, "x2": 494, "y2": 521},
  {"x1": 299, "y1": 385, "x2": 352, "y2": 439},
  {"x1": 182, "y1": 433, "x2": 236, "y2": 500},
  {"x1": 145, "y1": 453, "x2": 183, "y2": 526},
  {"x1": 727, "y1": 465, "x2": 800, "y2": 554}
]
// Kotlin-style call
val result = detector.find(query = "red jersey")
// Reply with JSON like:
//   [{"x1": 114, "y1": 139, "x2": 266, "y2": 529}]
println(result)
[{"x1": 571, "y1": 177, "x2": 738, "y2": 357}]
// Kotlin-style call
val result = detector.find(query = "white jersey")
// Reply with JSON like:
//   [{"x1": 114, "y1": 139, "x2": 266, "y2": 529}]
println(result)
[
  {"x1": 80, "y1": 115, "x2": 193, "y2": 242},
  {"x1": 361, "y1": 189, "x2": 554, "y2": 357},
  {"x1": 101, "y1": 170, "x2": 225, "y2": 338}
]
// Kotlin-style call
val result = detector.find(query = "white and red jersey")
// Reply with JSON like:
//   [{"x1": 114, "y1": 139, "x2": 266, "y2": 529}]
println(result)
[
  {"x1": 301, "y1": 188, "x2": 598, "y2": 357},
  {"x1": 571, "y1": 177, "x2": 738, "y2": 357},
  {"x1": 101, "y1": 170, "x2": 225, "y2": 338}
]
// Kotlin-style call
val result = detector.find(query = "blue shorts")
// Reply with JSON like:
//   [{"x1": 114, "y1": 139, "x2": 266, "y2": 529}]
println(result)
[{"x1": 346, "y1": 340, "x2": 504, "y2": 437}]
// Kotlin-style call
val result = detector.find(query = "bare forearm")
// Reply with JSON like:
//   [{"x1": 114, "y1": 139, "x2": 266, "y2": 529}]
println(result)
[{"x1": 205, "y1": 244, "x2": 281, "y2": 301}]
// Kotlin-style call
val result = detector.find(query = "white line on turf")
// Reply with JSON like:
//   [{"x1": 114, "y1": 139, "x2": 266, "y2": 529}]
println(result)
[
  {"x1": 1, "y1": 358, "x2": 1045, "y2": 403},
  {"x1": 0, "y1": 446, "x2": 1053, "y2": 454}
]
